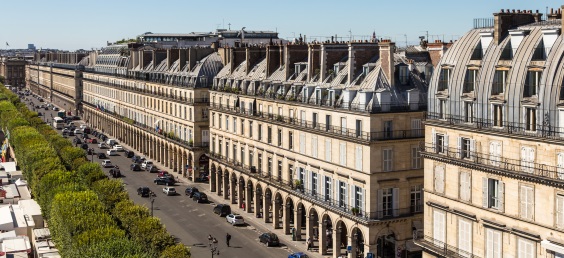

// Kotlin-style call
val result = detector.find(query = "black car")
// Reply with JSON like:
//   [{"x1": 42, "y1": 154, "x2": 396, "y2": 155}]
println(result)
[
  {"x1": 192, "y1": 192, "x2": 208, "y2": 203},
  {"x1": 83, "y1": 128, "x2": 91, "y2": 134},
  {"x1": 154, "y1": 177, "x2": 175, "y2": 186},
  {"x1": 109, "y1": 168, "x2": 121, "y2": 178},
  {"x1": 124, "y1": 149, "x2": 135, "y2": 158},
  {"x1": 185, "y1": 187, "x2": 199, "y2": 197},
  {"x1": 72, "y1": 116, "x2": 81, "y2": 120},
  {"x1": 213, "y1": 204, "x2": 231, "y2": 217},
  {"x1": 195, "y1": 172, "x2": 209, "y2": 182},
  {"x1": 132, "y1": 155, "x2": 145, "y2": 164},
  {"x1": 147, "y1": 164, "x2": 159, "y2": 173},
  {"x1": 68, "y1": 131, "x2": 75, "y2": 136},
  {"x1": 130, "y1": 163, "x2": 142, "y2": 171},
  {"x1": 72, "y1": 138, "x2": 82, "y2": 145},
  {"x1": 98, "y1": 153, "x2": 107, "y2": 159},
  {"x1": 37, "y1": 112, "x2": 43, "y2": 116},
  {"x1": 80, "y1": 143, "x2": 88, "y2": 150},
  {"x1": 137, "y1": 187, "x2": 151, "y2": 197},
  {"x1": 258, "y1": 233, "x2": 279, "y2": 247}
]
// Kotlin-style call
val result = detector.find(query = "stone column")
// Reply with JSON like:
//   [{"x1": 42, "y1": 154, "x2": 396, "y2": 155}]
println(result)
[
  {"x1": 306, "y1": 214, "x2": 314, "y2": 249},
  {"x1": 216, "y1": 172, "x2": 222, "y2": 196},
  {"x1": 283, "y1": 204, "x2": 291, "y2": 235},
  {"x1": 319, "y1": 221, "x2": 327, "y2": 255},
  {"x1": 263, "y1": 195, "x2": 271, "y2": 223},
  {"x1": 223, "y1": 176, "x2": 229, "y2": 200},
  {"x1": 245, "y1": 186, "x2": 252, "y2": 213},
  {"x1": 347, "y1": 235, "x2": 355, "y2": 258},
  {"x1": 333, "y1": 228, "x2": 341, "y2": 258},
  {"x1": 237, "y1": 182, "x2": 244, "y2": 208},
  {"x1": 294, "y1": 208, "x2": 302, "y2": 241},
  {"x1": 230, "y1": 179, "x2": 237, "y2": 204},
  {"x1": 254, "y1": 191, "x2": 261, "y2": 218},
  {"x1": 273, "y1": 200, "x2": 281, "y2": 229}
]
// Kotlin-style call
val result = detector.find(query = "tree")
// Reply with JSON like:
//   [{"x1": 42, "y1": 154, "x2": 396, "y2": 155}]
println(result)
[{"x1": 160, "y1": 244, "x2": 191, "y2": 258}]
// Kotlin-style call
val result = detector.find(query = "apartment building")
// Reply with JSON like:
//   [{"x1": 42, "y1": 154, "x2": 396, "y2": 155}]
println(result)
[
  {"x1": 0, "y1": 57, "x2": 27, "y2": 89},
  {"x1": 209, "y1": 40, "x2": 433, "y2": 258},
  {"x1": 417, "y1": 7, "x2": 564, "y2": 258}
]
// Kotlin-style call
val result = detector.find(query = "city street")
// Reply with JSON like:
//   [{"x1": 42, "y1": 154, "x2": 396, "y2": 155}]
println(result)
[{"x1": 23, "y1": 95, "x2": 297, "y2": 258}]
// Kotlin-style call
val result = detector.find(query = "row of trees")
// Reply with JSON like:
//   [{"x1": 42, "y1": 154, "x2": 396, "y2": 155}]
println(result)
[{"x1": 0, "y1": 86, "x2": 190, "y2": 258}]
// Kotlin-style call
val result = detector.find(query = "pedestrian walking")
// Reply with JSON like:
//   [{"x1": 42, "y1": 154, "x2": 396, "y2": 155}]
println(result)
[
  {"x1": 307, "y1": 236, "x2": 313, "y2": 251},
  {"x1": 226, "y1": 233, "x2": 231, "y2": 247},
  {"x1": 208, "y1": 234, "x2": 213, "y2": 247}
]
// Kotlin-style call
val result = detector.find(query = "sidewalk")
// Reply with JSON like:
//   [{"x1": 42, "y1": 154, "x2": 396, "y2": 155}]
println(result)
[{"x1": 111, "y1": 137, "x2": 330, "y2": 258}]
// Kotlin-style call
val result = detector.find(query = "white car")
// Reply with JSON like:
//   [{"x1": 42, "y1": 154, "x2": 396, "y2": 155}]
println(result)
[
  {"x1": 80, "y1": 124, "x2": 89, "y2": 129},
  {"x1": 163, "y1": 187, "x2": 176, "y2": 196},
  {"x1": 101, "y1": 160, "x2": 113, "y2": 168},
  {"x1": 141, "y1": 160, "x2": 153, "y2": 169},
  {"x1": 73, "y1": 129, "x2": 82, "y2": 135},
  {"x1": 98, "y1": 142, "x2": 109, "y2": 149},
  {"x1": 226, "y1": 214, "x2": 245, "y2": 226},
  {"x1": 113, "y1": 145, "x2": 124, "y2": 151},
  {"x1": 106, "y1": 149, "x2": 117, "y2": 156}
]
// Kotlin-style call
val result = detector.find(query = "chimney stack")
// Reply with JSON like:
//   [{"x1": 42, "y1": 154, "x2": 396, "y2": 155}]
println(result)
[
  {"x1": 493, "y1": 9, "x2": 536, "y2": 44},
  {"x1": 379, "y1": 40, "x2": 395, "y2": 86}
]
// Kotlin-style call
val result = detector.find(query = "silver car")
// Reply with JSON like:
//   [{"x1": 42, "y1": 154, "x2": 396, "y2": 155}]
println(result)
[{"x1": 226, "y1": 214, "x2": 245, "y2": 226}]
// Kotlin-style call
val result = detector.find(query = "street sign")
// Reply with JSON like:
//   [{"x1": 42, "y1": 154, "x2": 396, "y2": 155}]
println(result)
[{"x1": 347, "y1": 246, "x2": 352, "y2": 251}]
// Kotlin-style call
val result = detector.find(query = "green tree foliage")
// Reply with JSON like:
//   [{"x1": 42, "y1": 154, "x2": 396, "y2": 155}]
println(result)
[
  {"x1": 59, "y1": 146, "x2": 87, "y2": 170},
  {"x1": 78, "y1": 162, "x2": 107, "y2": 186},
  {"x1": 160, "y1": 244, "x2": 191, "y2": 258},
  {"x1": 92, "y1": 179, "x2": 128, "y2": 212}
]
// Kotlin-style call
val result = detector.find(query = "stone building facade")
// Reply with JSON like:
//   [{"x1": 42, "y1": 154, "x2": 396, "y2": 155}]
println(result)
[
  {"x1": 1, "y1": 57, "x2": 27, "y2": 89},
  {"x1": 418, "y1": 7, "x2": 564, "y2": 258}
]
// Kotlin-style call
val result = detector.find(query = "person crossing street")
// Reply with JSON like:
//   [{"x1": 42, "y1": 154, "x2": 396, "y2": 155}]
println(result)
[{"x1": 226, "y1": 233, "x2": 231, "y2": 247}]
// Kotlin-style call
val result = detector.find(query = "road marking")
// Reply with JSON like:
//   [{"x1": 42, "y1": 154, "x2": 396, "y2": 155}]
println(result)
[{"x1": 198, "y1": 214, "x2": 205, "y2": 217}]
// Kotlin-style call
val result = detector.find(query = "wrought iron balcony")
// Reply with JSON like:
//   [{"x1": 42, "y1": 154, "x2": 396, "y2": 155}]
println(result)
[
  {"x1": 421, "y1": 143, "x2": 564, "y2": 186},
  {"x1": 414, "y1": 235, "x2": 481, "y2": 258},
  {"x1": 210, "y1": 103, "x2": 424, "y2": 142}
]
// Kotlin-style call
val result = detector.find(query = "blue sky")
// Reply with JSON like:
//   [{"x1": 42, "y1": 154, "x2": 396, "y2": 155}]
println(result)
[{"x1": 3, "y1": 0, "x2": 563, "y2": 50}]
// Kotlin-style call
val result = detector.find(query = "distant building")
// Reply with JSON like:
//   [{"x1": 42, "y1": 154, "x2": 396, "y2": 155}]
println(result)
[
  {"x1": 27, "y1": 44, "x2": 36, "y2": 50},
  {"x1": 0, "y1": 57, "x2": 26, "y2": 88},
  {"x1": 137, "y1": 29, "x2": 282, "y2": 48}
]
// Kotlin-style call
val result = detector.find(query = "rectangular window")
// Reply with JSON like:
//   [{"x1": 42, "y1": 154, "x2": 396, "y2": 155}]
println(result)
[
  {"x1": 557, "y1": 194, "x2": 564, "y2": 228},
  {"x1": 241, "y1": 119, "x2": 245, "y2": 135},
  {"x1": 384, "y1": 120, "x2": 393, "y2": 138},
  {"x1": 340, "y1": 117, "x2": 347, "y2": 134},
  {"x1": 312, "y1": 136, "x2": 318, "y2": 158},
  {"x1": 267, "y1": 157, "x2": 272, "y2": 176},
  {"x1": 311, "y1": 173, "x2": 318, "y2": 196},
  {"x1": 517, "y1": 238, "x2": 535, "y2": 258},
  {"x1": 325, "y1": 115, "x2": 331, "y2": 132},
  {"x1": 233, "y1": 118, "x2": 237, "y2": 134},
  {"x1": 258, "y1": 153, "x2": 263, "y2": 173},
  {"x1": 464, "y1": 102, "x2": 474, "y2": 123},
  {"x1": 277, "y1": 160, "x2": 282, "y2": 180},
  {"x1": 267, "y1": 127, "x2": 272, "y2": 144},
  {"x1": 355, "y1": 119, "x2": 362, "y2": 137},
  {"x1": 383, "y1": 148, "x2": 393, "y2": 172},
  {"x1": 490, "y1": 142, "x2": 502, "y2": 167},
  {"x1": 525, "y1": 107, "x2": 536, "y2": 131},
  {"x1": 434, "y1": 166, "x2": 445, "y2": 194},
  {"x1": 460, "y1": 137, "x2": 472, "y2": 159},
  {"x1": 278, "y1": 129, "x2": 282, "y2": 147},
  {"x1": 492, "y1": 70, "x2": 507, "y2": 95},
  {"x1": 464, "y1": 69, "x2": 477, "y2": 93},
  {"x1": 219, "y1": 140, "x2": 223, "y2": 156},
  {"x1": 459, "y1": 171, "x2": 471, "y2": 202},
  {"x1": 354, "y1": 186, "x2": 363, "y2": 211},
  {"x1": 458, "y1": 218, "x2": 472, "y2": 257},
  {"x1": 486, "y1": 228, "x2": 502, "y2": 258},
  {"x1": 438, "y1": 68, "x2": 450, "y2": 91},
  {"x1": 289, "y1": 131, "x2": 293, "y2": 150},
  {"x1": 339, "y1": 142, "x2": 346, "y2": 166},
  {"x1": 225, "y1": 142, "x2": 229, "y2": 159},
  {"x1": 411, "y1": 146, "x2": 421, "y2": 169},
  {"x1": 520, "y1": 147, "x2": 535, "y2": 173},
  {"x1": 249, "y1": 121, "x2": 253, "y2": 138},
  {"x1": 492, "y1": 104, "x2": 503, "y2": 128},
  {"x1": 325, "y1": 139, "x2": 332, "y2": 162},
  {"x1": 483, "y1": 178, "x2": 504, "y2": 210},
  {"x1": 519, "y1": 185, "x2": 534, "y2": 220},
  {"x1": 212, "y1": 113, "x2": 215, "y2": 127},
  {"x1": 233, "y1": 144, "x2": 237, "y2": 161},
  {"x1": 241, "y1": 146, "x2": 245, "y2": 164},
  {"x1": 339, "y1": 181, "x2": 346, "y2": 207},
  {"x1": 524, "y1": 70, "x2": 541, "y2": 97},
  {"x1": 324, "y1": 177, "x2": 332, "y2": 202},
  {"x1": 312, "y1": 113, "x2": 318, "y2": 128},
  {"x1": 436, "y1": 133, "x2": 446, "y2": 154},
  {"x1": 226, "y1": 116, "x2": 229, "y2": 131},
  {"x1": 439, "y1": 99, "x2": 447, "y2": 119},
  {"x1": 355, "y1": 146, "x2": 362, "y2": 170},
  {"x1": 258, "y1": 124, "x2": 263, "y2": 141},
  {"x1": 219, "y1": 114, "x2": 222, "y2": 129},
  {"x1": 410, "y1": 185, "x2": 422, "y2": 212},
  {"x1": 381, "y1": 188, "x2": 393, "y2": 217}
]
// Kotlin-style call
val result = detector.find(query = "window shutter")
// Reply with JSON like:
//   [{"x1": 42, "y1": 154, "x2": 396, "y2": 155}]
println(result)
[
  {"x1": 344, "y1": 182, "x2": 348, "y2": 206},
  {"x1": 362, "y1": 188, "x2": 366, "y2": 213},
  {"x1": 527, "y1": 187, "x2": 534, "y2": 220},
  {"x1": 321, "y1": 176, "x2": 326, "y2": 198},
  {"x1": 520, "y1": 186, "x2": 527, "y2": 218},
  {"x1": 355, "y1": 146, "x2": 362, "y2": 170},
  {"x1": 307, "y1": 170, "x2": 311, "y2": 191},
  {"x1": 529, "y1": 148, "x2": 535, "y2": 172},
  {"x1": 445, "y1": 134, "x2": 449, "y2": 149},
  {"x1": 458, "y1": 219, "x2": 471, "y2": 255},
  {"x1": 457, "y1": 137, "x2": 462, "y2": 158},
  {"x1": 470, "y1": 139, "x2": 476, "y2": 160},
  {"x1": 312, "y1": 136, "x2": 318, "y2": 158},
  {"x1": 377, "y1": 189, "x2": 383, "y2": 219},
  {"x1": 433, "y1": 210, "x2": 445, "y2": 243},
  {"x1": 557, "y1": 195, "x2": 564, "y2": 228},
  {"x1": 392, "y1": 188, "x2": 399, "y2": 217},
  {"x1": 334, "y1": 180, "x2": 339, "y2": 205},
  {"x1": 434, "y1": 166, "x2": 444, "y2": 193},
  {"x1": 486, "y1": 229, "x2": 493, "y2": 258},
  {"x1": 325, "y1": 139, "x2": 332, "y2": 161},
  {"x1": 482, "y1": 177, "x2": 489, "y2": 208},
  {"x1": 498, "y1": 181, "x2": 505, "y2": 212},
  {"x1": 350, "y1": 184, "x2": 354, "y2": 209},
  {"x1": 340, "y1": 142, "x2": 346, "y2": 166},
  {"x1": 558, "y1": 153, "x2": 564, "y2": 179},
  {"x1": 431, "y1": 128, "x2": 436, "y2": 150}
]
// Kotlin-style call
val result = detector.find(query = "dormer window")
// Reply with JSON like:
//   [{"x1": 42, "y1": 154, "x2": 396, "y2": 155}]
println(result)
[
  {"x1": 500, "y1": 41, "x2": 513, "y2": 60},
  {"x1": 464, "y1": 69, "x2": 478, "y2": 93},
  {"x1": 471, "y1": 42, "x2": 483, "y2": 60},
  {"x1": 532, "y1": 40, "x2": 546, "y2": 61},
  {"x1": 399, "y1": 66, "x2": 409, "y2": 85},
  {"x1": 363, "y1": 65, "x2": 373, "y2": 76},
  {"x1": 438, "y1": 68, "x2": 451, "y2": 91},
  {"x1": 492, "y1": 69, "x2": 508, "y2": 95},
  {"x1": 524, "y1": 70, "x2": 542, "y2": 97}
]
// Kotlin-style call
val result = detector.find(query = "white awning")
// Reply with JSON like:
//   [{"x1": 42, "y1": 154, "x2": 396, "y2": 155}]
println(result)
[{"x1": 542, "y1": 240, "x2": 564, "y2": 254}]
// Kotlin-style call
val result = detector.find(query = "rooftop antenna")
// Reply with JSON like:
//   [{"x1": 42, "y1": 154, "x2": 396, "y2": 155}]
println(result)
[
  {"x1": 404, "y1": 34, "x2": 408, "y2": 47},
  {"x1": 349, "y1": 29, "x2": 352, "y2": 42}
]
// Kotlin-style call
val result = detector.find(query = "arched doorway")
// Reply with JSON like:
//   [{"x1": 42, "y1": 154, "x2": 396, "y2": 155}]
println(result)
[
  {"x1": 238, "y1": 177, "x2": 246, "y2": 210},
  {"x1": 246, "y1": 181, "x2": 254, "y2": 213},
  {"x1": 210, "y1": 164, "x2": 217, "y2": 192},
  {"x1": 263, "y1": 188, "x2": 273, "y2": 223},
  {"x1": 351, "y1": 227, "x2": 365, "y2": 258},
  {"x1": 321, "y1": 214, "x2": 333, "y2": 255},
  {"x1": 230, "y1": 172, "x2": 237, "y2": 205},
  {"x1": 273, "y1": 192, "x2": 283, "y2": 229},
  {"x1": 377, "y1": 232, "x2": 396, "y2": 258},
  {"x1": 197, "y1": 153, "x2": 209, "y2": 180},
  {"x1": 308, "y1": 208, "x2": 320, "y2": 252},
  {"x1": 295, "y1": 203, "x2": 306, "y2": 241},
  {"x1": 223, "y1": 169, "x2": 230, "y2": 200},
  {"x1": 284, "y1": 198, "x2": 294, "y2": 235},
  {"x1": 334, "y1": 220, "x2": 348, "y2": 257},
  {"x1": 255, "y1": 184, "x2": 263, "y2": 218}
]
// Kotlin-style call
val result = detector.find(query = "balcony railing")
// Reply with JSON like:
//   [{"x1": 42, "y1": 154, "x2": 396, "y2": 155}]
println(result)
[
  {"x1": 85, "y1": 103, "x2": 209, "y2": 150},
  {"x1": 211, "y1": 103, "x2": 424, "y2": 142},
  {"x1": 422, "y1": 143, "x2": 564, "y2": 184},
  {"x1": 414, "y1": 235, "x2": 481, "y2": 258},
  {"x1": 209, "y1": 153, "x2": 422, "y2": 222},
  {"x1": 426, "y1": 111, "x2": 564, "y2": 141}
]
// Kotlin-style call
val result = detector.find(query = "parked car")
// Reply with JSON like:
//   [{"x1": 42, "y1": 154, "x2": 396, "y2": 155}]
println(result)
[
  {"x1": 83, "y1": 127, "x2": 91, "y2": 134},
  {"x1": 147, "y1": 165, "x2": 159, "y2": 173},
  {"x1": 226, "y1": 214, "x2": 245, "y2": 226},
  {"x1": 130, "y1": 163, "x2": 142, "y2": 171},
  {"x1": 37, "y1": 112, "x2": 43, "y2": 117},
  {"x1": 52, "y1": 107, "x2": 59, "y2": 111},
  {"x1": 163, "y1": 187, "x2": 177, "y2": 196},
  {"x1": 80, "y1": 124, "x2": 88, "y2": 130},
  {"x1": 141, "y1": 160, "x2": 153, "y2": 169},
  {"x1": 106, "y1": 149, "x2": 117, "y2": 156},
  {"x1": 72, "y1": 138, "x2": 82, "y2": 145},
  {"x1": 113, "y1": 145, "x2": 124, "y2": 151},
  {"x1": 259, "y1": 233, "x2": 280, "y2": 247},
  {"x1": 137, "y1": 186, "x2": 151, "y2": 197},
  {"x1": 185, "y1": 187, "x2": 199, "y2": 197},
  {"x1": 132, "y1": 155, "x2": 145, "y2": 163},
  {"x1": 124, "y1": 149, "x2": 135, "y2": 158},
  {"x1": 158, "y1": 171, "x2": 169, "y2": 177},
  {"x1": 87, "y1": 138, "x2": 98, "y2": 144},
  {"x1": 73, "y1": 129, "x2": 82, "y2": 135},
  {"x1": 213, "y1": 204, "x2": 231, "y2": 217},
  {"x1": 62, "y1": 128, "x2": 70, "y2": 134},
  {"x1": 288, "y1": 252, "x2": 309, "y2": 258},
  {"x1": 98, "y1": 153, "x2": 107, "y2": 159},
  {"x1": 98, "y1": 142, "x2": 109, "y2": 149},
  {"x1": 101, "y1": 160, "x2": 113, "y2": 168},
  {"x1": 192, "y1": 192, "x2": 208, "y2": 203},
  {"x1": 154, "y1": 177, "x2": 175, "y2": 186},
  {"x1": 80, "y1": 143, "x2": 88, "y2": 150}
]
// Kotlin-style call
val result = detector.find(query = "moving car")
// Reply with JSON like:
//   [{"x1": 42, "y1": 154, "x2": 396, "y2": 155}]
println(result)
[
  {"x1": 106, "y1": 149, "x2": 117, "y2": 156},
  {"x1": 226, "y1": 214, "x2": 245, "y2": 226},
  {"x1": 154, "y1": 177, "x2": 175, "y2": 186},
  {"x1": 185, "y1": 187, "x2": 199, "y2": 197},
  {"x1": 101, "y1": 160, "x2": 113, "y2": 168},
  {"x1": 141, "y1": 160, "x2": 153, "y2": 169},
  {"x1": 98, "y1": 142, "x2": 109, "y2": 149},
  {"x1": 147, "y1": 165, "x2": 159, "y2": 173},
  {"x1": 98, "y1": 153, "x2": 107, "y2": 159},
  {"x1": 137, "y1": 186, "x2": 151, "y2": 197},
  {"x1": 163, "y1": 187, "x2": 176, "y2": 196},
  {"x1": 213, "y1": 204, "x2": 231, "y2": 217},
  {"x1": 192, "y1": 192, "x2": 208, "y2": 203},
  {"x1": 130, "y1": 163, "x2": 142, "y2": 171},
  {"x1": 109, "y1": 167, "x2": 121, "y2": 178},
  {"x1": 124, "y1": 149, "x2": 135, "y2": 158},
  {"x1": 259, "y1": 233, "x2": 279, "y2": 247}
]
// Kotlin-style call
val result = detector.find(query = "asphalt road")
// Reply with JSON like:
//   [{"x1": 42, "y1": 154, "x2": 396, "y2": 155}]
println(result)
[{"x1": 22, "y1": 94, "x2": 294, "y2": 258}]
